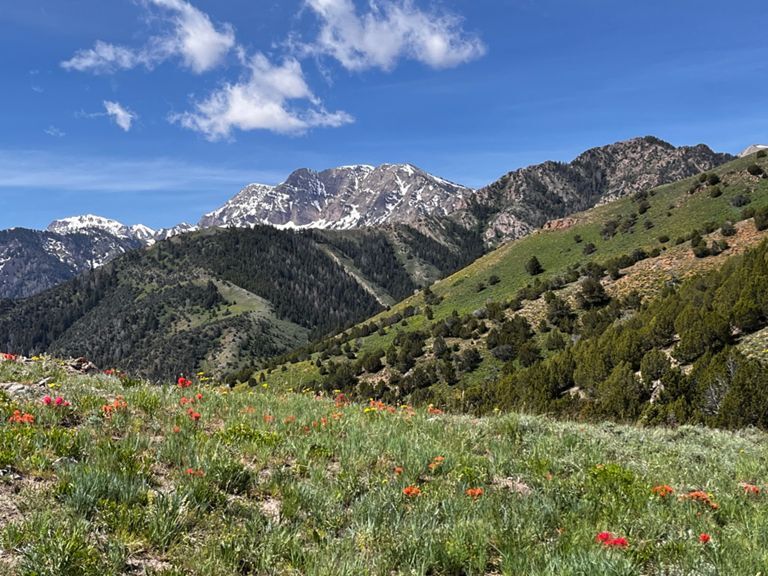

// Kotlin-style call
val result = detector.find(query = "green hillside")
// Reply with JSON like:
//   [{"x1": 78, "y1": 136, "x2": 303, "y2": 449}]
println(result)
[
  {"x1": 262, "y1": 152, "x2": 768, "y2": 425},
  {"x1": 2, "y1": 357, "x2": 768, "y2": 575},
  {"x1": 0, "y1": 224, "x2": 482, "y2": 382}
]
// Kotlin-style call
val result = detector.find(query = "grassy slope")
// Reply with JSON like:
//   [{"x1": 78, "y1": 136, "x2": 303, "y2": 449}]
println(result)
[
  {"x1": 1, "y1": 358, "x2": 768, "y2": 575},
  {"x1": 266, "y1": 152, "x2": 768, "y2": 391}
]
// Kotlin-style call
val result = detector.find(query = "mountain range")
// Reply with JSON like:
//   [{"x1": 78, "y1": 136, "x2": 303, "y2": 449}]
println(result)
[
  {"x1": 0, "y1": 137, "x2": 736, "y2": 301},
  {"x1": 1, "y1": 136, "x2": 765, "y2": 382}
]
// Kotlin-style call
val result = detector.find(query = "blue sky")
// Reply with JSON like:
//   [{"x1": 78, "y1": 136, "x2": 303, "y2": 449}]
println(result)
[{"x1": 1, "y1": 0, "x2": 766, "y2": 230}]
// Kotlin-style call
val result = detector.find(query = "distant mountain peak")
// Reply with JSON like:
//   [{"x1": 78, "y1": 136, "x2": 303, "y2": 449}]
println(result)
[{"x1": 199, "y1": 162, "x2": 473, "y2": 231}]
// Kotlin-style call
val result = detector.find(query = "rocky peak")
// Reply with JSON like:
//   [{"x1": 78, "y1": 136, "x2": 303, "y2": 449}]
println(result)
[
  {"x1": 464, "y1": 136, "x2": 733, "y2": 245},
  {"x1": 199, "y1": 163, "x2": 472, "y2": 230}
]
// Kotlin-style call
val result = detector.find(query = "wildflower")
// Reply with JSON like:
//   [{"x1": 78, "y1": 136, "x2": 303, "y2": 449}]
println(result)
[
  {"x1": 427, "y1": 404, "x2": 443, "y2": 415},
  {"x1": 403, "y1": 485, "x2": 421, "y2": 498},
  {"x1": 334, "y1": 393, "x2": 348, "y2": 408},
  {"x1": 699, "y1": 533, "x2": 711, "y2": 544},
  {"x1": 187, "y1": 408, "x2": 201, "y2": 422},
  {"x1": 173, "y1": 426, "x2": 181, "y2": 433},
  {"x1": 55, "y1": 396, "x2": 64, "y2": 406},
  {"x1": 596, "y1": 532, "x2": 628, "y2": 548},
  {"x1": 651, "y1": 484, "x2": 675, "y2": 498},
  {"x1": 394, "y1": 466, "x2": 404, "y2": 475},
  {"x1": 177, "y1": 376, "x2": 192, "y2": 388},
  {"x1": 42, "y1": 395, "x2": 52, "y2": 406},
  {"x1": 8, "y1": 410, "x2": 35, "y2": 424},
  {"x1": 1, "y1": 353, "x2": 17, "y2": 362},
  {"x1": 680, "y1": 490, "x2": 719, "y2": 510},
  {"x1": 195, "y1": 393, "x2": 203, "y2": 401},
  {"x1": 740, "y1": 482, "x2": 761, "y2": 496},
  {"x1": 428, "y1": 455, "x2": 445, "y2": 472},
  {"x1": 185, "y1": 468, "x2": 205, "y2": 477},
  {"x1": 466, "y1": 487, "x2": 484, "y2": 500},
  {"x1": 263, "y1": 414, "x2": 274, "y2": 424},
  {"x1": 596, "y1": 532, "x2": 613, "y2": 543},
  {"x1": 607, "y1": 537, "x2": 628, "y2": 548},
  {"x1": 283, "y1": 415, "x2": 296, "y2": 424}
]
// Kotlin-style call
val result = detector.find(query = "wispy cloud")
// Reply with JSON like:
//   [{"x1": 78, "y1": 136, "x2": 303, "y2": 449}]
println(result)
[
  {"x1": 61, "y1": 0, "x2": 235, "y2": 74},
  {"x1": 172, "y1": 53, "x2": 353, "y2": 140},
  {"x1": 303, "y1": 0, "x2": 486, "y2": 71},
  {"x1": 0, "y1": 149, "x2": 284, "y2": 193},
  {"x1": 104, "y1": 101, "x2": 138, "y2": 132},
  {"x1": 44, "y1": 126, "x2": 66, "y2": 138}
]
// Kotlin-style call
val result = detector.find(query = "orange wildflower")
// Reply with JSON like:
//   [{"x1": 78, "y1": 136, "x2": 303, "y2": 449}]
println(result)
[
  {"x1": 680, "y1": 490, "x2": 719, "y2": 510},
  {"x1": 8, "y1": 410, "x2": 34, "y2": 424},
  {"x1": 403, "y1": 485, "x2": 421, "y2": 498},
  {"x1": 740, "y1": 482, "x2": 761, "y2": 496},
  {"x1": 427, "y1": 404, "x2": 443, "y2": 415},
  {"x1": 651, "y1": 485, "x2": 675, "y2": 498},
  {"x1": 185, "y1": 468, "x2": 205, "y2": 477},
  {"x1": 283, "y1": 415, "x2": 296, "y2": 424},
  {"x1": 466, "y1": 487, "x2": 484, "y2": 500},
  {"x1": 393, "y1": 466, "x2": 404, "y2": 475},
  {"x1": 263, "y1": 414, "x2": 275, "y2": 424}
]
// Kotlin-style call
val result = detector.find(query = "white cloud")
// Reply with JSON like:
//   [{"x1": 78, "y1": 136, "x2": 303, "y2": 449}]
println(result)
[
  {"x1": 304, "y1": 0, "x2": 486, "y2": 71},
  {"x1": 172, "y1": 53, "x2": 353, "y2": 139},
  {"x1": 62, "y1": 41, "x2": 145, "y2": 74},
  {"x1": 61, "y1": 0, "x2": 235, "y2": 74},
  {"x1": 104, "y1": 101, "x2": 138, "y2": 132},
  {"x1": 44, "y1": 126, "x2": 66, "y2": 138}
]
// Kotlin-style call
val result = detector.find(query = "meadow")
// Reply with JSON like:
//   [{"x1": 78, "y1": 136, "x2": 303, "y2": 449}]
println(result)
[{"x1": 2, "y1": 356, "x2": 768, "y2": 575}]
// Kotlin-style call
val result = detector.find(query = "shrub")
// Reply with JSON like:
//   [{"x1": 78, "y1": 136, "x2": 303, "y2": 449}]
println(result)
[
  {"x1": 582, "y1": 242, "x2": 597, "y2": 256},
  {"x1": 709, "y1": 186, "x2": 722, "y2": 198},
  {"x1": 747, "y1": 164, "x2": 764, "y2": 176},
  {"x1": 754, "y1": 206, "x2": 768, "y2": 231},
  {"x1": 720, "y1": 221, "x2": 736, "y2": 237},
  {"x1": 525, "y1": 256, "x2": 544, "y2": 276},
  {"x1": 731, "y1": 194, "x2": 750, "y2": 207},
  {"x1": 742, "y1": 206, "x2": 756, "y2": 220},
  {"x1": 758, "y1": 149, "x2": 767, "y2": 158},
  {"x1": 658, "y1": 235, "x2": 670, "y2": 243},
  {"x1": 707, "y1": 173, "x2": 721, "y2": 186}
]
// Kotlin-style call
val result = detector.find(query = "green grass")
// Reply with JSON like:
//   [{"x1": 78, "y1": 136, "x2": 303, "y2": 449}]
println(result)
[
  {"x1": 2, "y1": 357, "x2": 768, "y2": 575},
  {"x1": 266, "y1": 153, "x2": 768, "y2": 391}
]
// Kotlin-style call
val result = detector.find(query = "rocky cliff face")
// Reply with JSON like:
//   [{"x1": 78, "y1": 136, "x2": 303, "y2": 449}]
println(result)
[
  {"x1": 199, "y1": 164, "x2": 472, "y2": 230},
  {"x1": 458, "y1": 136, "x2": 733, "y2": 244},
  {"x1": 0, "y1": 228, "x2": 140, "y2": 299}
]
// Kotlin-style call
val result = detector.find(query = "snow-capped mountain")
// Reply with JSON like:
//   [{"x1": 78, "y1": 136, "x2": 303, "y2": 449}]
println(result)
[
  {"x1": 47, "y1": 215, "x2": 158, "y2": 245},
  {"x1": 0, "y1": 227, "x2": 141, "y2": 299},
  {"x1": 154, "y1": 223, "x2": 199, "y2": 241},
  {"x1": 199, "y1": 163, "x2": 473, "y2": 230},
  {"x1": 740, "y1": 144, "x2": 768, "y2": 158}
]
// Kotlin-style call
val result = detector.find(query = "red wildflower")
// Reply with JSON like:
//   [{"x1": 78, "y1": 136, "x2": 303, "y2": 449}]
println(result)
[
  {"x1": 177, "y1": 377, "x2": 192, "y2": 388},
  {"x1": 596, "y1": 532, "x2": 628, "y2": 548},
  {"x1": 195, "y1": 393, "x2": 203, "y2": 401},
  {"x1": 699, "y1": 533, "x2": 711, "y2": 544},
  {"x1": 596, "y1": 531, "x2": 613, "y2": 543},
  {"x1": 185, "y1": 468, "x2": 205, "y2": 477},
  {"x1": 607, "y1": 537, "x2": 628, "y2": 548},
  {"x1": 173, "y1": 426, "x2": 181, "y2": 433},
  {"x1": 403, "y1": 485, "x2": 421, "y2": 498},
  {"x1": 42, "y1": 395, "x2": 52, "y2": 406},
  {"x1": 187, "y1": 408, "x2": 201, "y2": 422},
  {"x1": 2, "y1": 353, "x2": 17, "y2": 361},
  {"x1": 393, "y1": 466, "x2": 404, "y2": 475},
  {"x1": 651, "y1": 484, "x2": 674, "y2": 498},
  {"x1": 466, "y1": 487, "x2": 484, "y2": 500}
]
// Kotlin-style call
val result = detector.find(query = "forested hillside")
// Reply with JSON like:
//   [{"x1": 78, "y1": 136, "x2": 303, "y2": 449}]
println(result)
[
  {"x1": 0, "y1": 223, "x2": 483, "y2": 380},
  {"x1": 261, "y1": 151, "x2": 768, "y2": 429}
]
